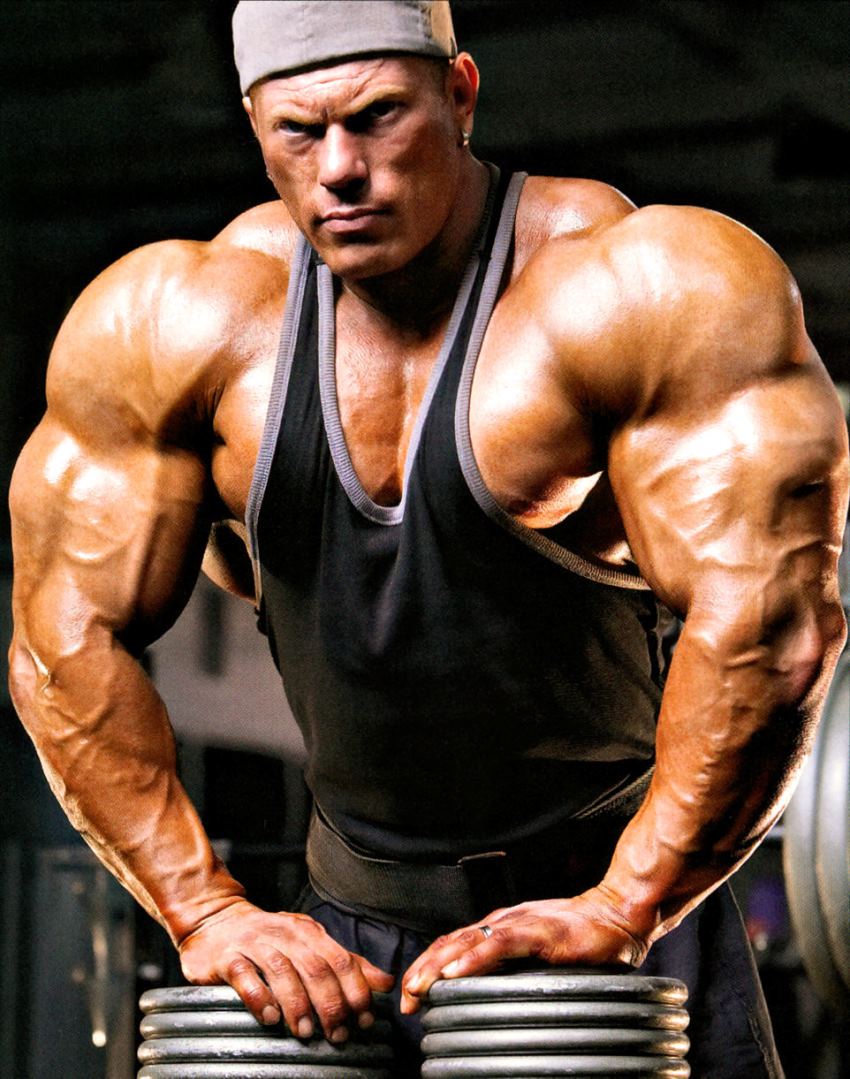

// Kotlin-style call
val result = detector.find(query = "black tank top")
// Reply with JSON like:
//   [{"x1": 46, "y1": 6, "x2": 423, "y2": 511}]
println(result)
[{"x1": 247, "y1": 169, "x2": 664, "y2": 860}]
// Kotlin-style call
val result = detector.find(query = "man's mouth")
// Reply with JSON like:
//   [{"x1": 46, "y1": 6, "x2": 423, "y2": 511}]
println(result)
[{"x1": 318, "y1": 207, "x2": 387, "y2": 234}]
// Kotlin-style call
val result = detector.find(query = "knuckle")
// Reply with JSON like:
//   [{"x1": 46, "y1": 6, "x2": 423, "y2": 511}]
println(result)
[
  {"x1": 509, "y1": 903, "x2": 533, "y2": 919},
  {"x1": 283, "y1": 991, "x2": 309, "y2": 1013},
  {"x1": 300, "y1": 956, "x2": 333, "y2": 983},
  {"x1": 328, "y1": 951, "x2": 355, "y2": 977},
  {"x1": 292, "y1": 911, "x2": 320, "y2": 928},
  {"x1": 225, "y1": 957, "x2": 257, "y2": 980},
  {"x1": 346, "y1": 982, "x2": 371, "y2": 1011},
  {"x1": 240, "y1": 982, "x2": 271, "y2": 1007},
  {"x1": 264, "y1": 952, "x2": 295, "y2": 979},
  {"x1": 318, "y1": 999, "x2": 348, "y2": 1027},
  {"x1": 294, "y1": 913, "x2": 329, "y2": 941}
]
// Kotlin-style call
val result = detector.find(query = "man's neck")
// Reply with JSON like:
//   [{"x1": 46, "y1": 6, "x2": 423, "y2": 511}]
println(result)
[{"x1": 340, "y1": 157, "x2": 491, "y2": 335}]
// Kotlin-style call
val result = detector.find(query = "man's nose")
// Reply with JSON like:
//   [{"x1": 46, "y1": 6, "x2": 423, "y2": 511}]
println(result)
[{"x1": 318, "y1": 125, "x2": 367, "y2": 191}]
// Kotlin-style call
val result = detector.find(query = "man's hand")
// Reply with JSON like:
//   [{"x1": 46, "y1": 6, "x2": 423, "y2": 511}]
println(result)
[
  {"x1": 178, "y1": 899, "x2": 395, "y2": 1040},
  {"x1": 400, "y1": 886, "x2": 649, "y2": 1014}
]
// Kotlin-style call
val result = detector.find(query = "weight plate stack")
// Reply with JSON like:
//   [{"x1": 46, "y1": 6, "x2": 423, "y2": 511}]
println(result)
[
  {"x1": 137, "y1": 986, "x2": 394, "y2": 1079},
  {"x1": 784, "y1": 651, "x2": 850, "y2": 1014},
  {"x1": 422, "y1": 970, "x2": 690, "y2": 1079}
]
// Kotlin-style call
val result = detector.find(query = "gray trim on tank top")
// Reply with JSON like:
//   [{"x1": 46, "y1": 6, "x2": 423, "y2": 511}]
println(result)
[
  {"x1": 246, "y1": 167, "x2": 651, "y2": 601},
  {"x1": 245, "y1": 235, "x2": 312, "y2": 602},
  {"x1": 454, "y1": 175, "x2": 652, "y2": 592},
  {"x1": 317, "y1": 163, "x2": 501, "y2": 526}
]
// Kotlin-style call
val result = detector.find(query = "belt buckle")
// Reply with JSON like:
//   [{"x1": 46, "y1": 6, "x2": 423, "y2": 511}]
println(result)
[{"x1": 457, "y1": 850, "x2": 515, "y2": 917}]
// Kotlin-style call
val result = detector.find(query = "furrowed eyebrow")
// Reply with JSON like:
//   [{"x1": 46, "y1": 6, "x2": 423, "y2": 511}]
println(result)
[
  {"x1": 342, "y1": 85, "x2": 409, "y2": 117},
  {"x1": 268, "y1": 84, "x2": 410, "y2": 128}
]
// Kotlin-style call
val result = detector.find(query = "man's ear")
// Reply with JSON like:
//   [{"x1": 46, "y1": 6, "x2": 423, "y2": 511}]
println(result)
[
  {"x1": 449, "y1": 52, "x2": 480, "y2": 138},
  {"x1": 242, "y1": 94, "x2": 258, "y2": 137}
]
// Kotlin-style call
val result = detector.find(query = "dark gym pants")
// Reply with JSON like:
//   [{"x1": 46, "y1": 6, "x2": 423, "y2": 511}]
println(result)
[{"x1": 299, "y1": 882, "x2": 784, "y2": 1079}]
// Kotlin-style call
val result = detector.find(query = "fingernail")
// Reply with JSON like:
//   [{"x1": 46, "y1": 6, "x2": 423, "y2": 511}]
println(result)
[
  {"x1": 261, "y1": 1005, "x2": 280, "y2": 1025},
  {"x1": 441, "y1": 961, "x2": 460, "y2": 976},
  {"x1": 357, "y1": 1011, "x2": 374, "y2": 1029},
  {"x1": 297, "y1": 1017, "x2": 313, "y2": 1039},
  {"x1": 406, "y1": 975, "x2": 422, "y2": 992},
  {"x1": 330, "y1": 1026, "x2": 349, "y2": 1044}
]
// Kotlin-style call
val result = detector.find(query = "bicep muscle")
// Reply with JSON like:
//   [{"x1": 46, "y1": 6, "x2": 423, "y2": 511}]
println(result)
[{"x1": 610, "y1": 367, "x2": 848, "y2": 658}]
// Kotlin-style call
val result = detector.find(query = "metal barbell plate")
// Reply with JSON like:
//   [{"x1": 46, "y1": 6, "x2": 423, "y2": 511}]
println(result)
[
  {"x1": 139, "y1": 1066, "x2": 392, "y2": 1079},
  {"x1": 141, "y1": 1011, "x2": 266, "y2": 1037},
  {"x1": 138, "y1": 1036, "x2": 393, "y2": 1065},
  {"x1": 783, "y1": 666, "x2": 850, "y2": 1013},
  {"x1": 420, "y1": 1055, "x2": 690, "y2": 1077},
  {"x1": 140, "y1": 1011, "x2": 392, "y2": 1042},
  {"x1": 421, "y1": 1027, "x2": 689, "y2": 1058},
  {"x1": 141, "y1": 987, "x2": 251, "y2": 1013},
  {"x1": 426, "y1": 972, "x2": 687, "y2": 1007},
  {"x1": 422, "y1": 1001, "x2": 690, "y2": 1032},
  {"x1": 814, "y1": 654, "x2": 850, "y2": 991}
]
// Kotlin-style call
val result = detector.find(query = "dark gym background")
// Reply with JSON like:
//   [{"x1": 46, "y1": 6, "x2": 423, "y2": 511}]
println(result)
[{"x1": 1, "y1": 2, "x2": 848, "y2": 1076}]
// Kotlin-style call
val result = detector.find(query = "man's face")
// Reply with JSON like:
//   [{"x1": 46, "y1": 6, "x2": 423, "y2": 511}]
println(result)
[{"x1": 246, "y1": 56, "x2": 472, "y2": 280}]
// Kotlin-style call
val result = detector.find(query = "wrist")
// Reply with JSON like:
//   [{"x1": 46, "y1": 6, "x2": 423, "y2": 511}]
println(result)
[
  {"x1": 158, "y1": 866, "x2": 248, "y2": 946},
  {"x1": 600, "y1": 832, "x2": 737, "y2": 942},
  {"x1": 591, "y1": 877, "x2": 662, "y2": 945}
]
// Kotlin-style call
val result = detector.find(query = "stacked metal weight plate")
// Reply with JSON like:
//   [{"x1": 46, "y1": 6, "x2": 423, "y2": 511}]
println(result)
[
  {"x1": 783, "y1": 650, "x2": 850, "y2": 1014},
  {"x1": 421, "y1": 970, "x2": 690, "y2": 1078},
  {"x1": 137, "y1": 986, "x2": 394, "y2": 1078}
]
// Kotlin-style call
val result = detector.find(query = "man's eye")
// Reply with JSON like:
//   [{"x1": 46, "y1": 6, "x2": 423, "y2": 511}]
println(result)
[
  {"x1": 278, "y1": 119, "x2": 323, "y2": 138},
  {"x1": 367, "y1": 101, "x2": 398, "y2": 119},
  {"x1": 347, "y1": 102, "x2": 400, "y2": 132}
]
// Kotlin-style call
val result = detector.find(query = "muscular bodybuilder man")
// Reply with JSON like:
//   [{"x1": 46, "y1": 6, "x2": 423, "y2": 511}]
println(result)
[{"x1": 9, "y1": 3, "x2": 848, "y2": 1075}]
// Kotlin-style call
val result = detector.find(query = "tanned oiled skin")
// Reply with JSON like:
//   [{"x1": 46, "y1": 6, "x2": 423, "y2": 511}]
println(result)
[{"x1": 9, "y1": 52, "x2": 849, "y2": 1039}]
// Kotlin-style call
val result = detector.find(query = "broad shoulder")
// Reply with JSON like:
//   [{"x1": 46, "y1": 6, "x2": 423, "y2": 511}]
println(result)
[
  {"x1": 509, "y1": 202, "x2": 807, "y2": 416},
  {"x1": 212, "y1": 199, "x2": 303, "y2": 261},
  {"x1": 513, "y1": 176, "x2": 635, "y2": 274},
  {"x1": 46, "y1": 203, "x2": 296, "y2": 443}
]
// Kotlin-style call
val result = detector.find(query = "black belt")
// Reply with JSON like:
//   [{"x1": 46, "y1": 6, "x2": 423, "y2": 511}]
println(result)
[
  {"x1": 305, "y1": 775, "x2": 651, "y2": 937},
  {"x1": 307, "y1": 807, "x2": 515, "y2": 935}
]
